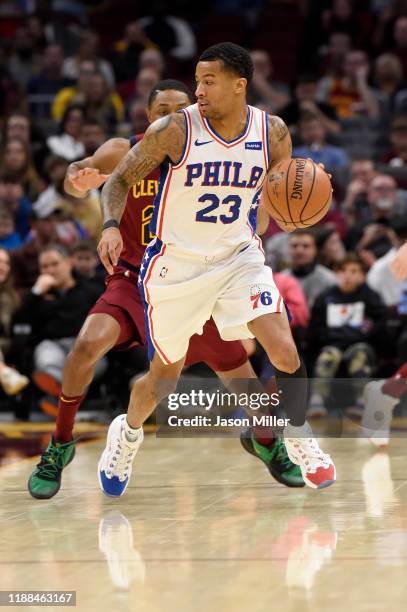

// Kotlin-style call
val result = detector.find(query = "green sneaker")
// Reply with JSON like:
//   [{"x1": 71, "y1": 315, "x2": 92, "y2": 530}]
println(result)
[
  {"x1": 28, "y1": 437, "x2": 76, "y2": 499},
  {"x1": 240, "y1": 429, "x2": 305, "y2": 488}
]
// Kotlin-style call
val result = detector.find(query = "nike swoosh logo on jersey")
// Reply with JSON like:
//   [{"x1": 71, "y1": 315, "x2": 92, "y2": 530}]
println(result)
[{"x1": 194, "y1": 139, "x2": 213, "y2": 146}]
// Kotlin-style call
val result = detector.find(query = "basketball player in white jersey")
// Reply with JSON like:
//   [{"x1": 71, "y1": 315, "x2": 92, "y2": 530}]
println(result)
[{"x1": 97, "y1": 43, "x2": 336, "y2": 495}]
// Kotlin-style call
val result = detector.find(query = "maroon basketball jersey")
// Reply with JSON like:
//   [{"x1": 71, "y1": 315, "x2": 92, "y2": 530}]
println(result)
[{"x1": 119, "y1": 134, "x2": 160, "y2": 268}]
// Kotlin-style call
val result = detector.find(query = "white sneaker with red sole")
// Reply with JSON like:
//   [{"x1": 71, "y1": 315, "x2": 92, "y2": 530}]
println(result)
[{"x1": 284, "y1": 422, "x2": 336, "y2": 489}]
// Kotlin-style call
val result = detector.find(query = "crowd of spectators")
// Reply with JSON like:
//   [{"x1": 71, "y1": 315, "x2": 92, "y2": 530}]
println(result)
[{"x1": 1, "y1": 0, "x2": 407, "y2": 418}]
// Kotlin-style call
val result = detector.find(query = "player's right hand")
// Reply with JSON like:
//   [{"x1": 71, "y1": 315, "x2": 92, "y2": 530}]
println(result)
[
  {"x1": 69, "y1": 167, "x2": 111, "y2": 192},
  {"x1": 98, "y1": 227, "x2": 123, "y2": 274}
]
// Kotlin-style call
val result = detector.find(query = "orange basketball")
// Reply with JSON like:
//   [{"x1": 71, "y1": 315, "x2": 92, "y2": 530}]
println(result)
[{"x1": 260, "y1": 158, "x2": 332, "y2": 230}]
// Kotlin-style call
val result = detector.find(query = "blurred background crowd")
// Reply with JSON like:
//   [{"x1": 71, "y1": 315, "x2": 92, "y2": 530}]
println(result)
[{"x1": 1, "y1": 0, "x2": 407, "y2": 420}]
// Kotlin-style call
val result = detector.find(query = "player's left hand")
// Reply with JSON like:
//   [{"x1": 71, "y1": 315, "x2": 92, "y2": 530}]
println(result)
[
  {"x1": 70, "y1": 167, "x2": 111, "y2": 192},
  {"x1": 312, "y1": 160, "x2": 332, "y2": 180},
  {"x1": 98, "y1": 227, "x2": 123, "y2": 274},
  {"x1": 391, "y1": 242, "x2": 407, "y2": 281}
]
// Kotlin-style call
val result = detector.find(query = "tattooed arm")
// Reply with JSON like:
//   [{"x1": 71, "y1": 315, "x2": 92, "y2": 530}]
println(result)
[
  {"x1": 98, "y1": 112, "x2": 186, "y2": 273},
  {"x1": 261, "y1": 115, "x2": 296, "y2": 232},
  {"x1": 267, "y1": 115, "x2": 292, "y2": 171}
]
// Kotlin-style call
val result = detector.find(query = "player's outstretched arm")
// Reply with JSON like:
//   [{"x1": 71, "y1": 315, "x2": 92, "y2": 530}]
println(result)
[
  {"x1": 98, "y1": 112, "x2": 186, "y2": 273},
  {"x1": 391, "y1": 242, "x2": 407, "y2": 281},
  {"x1": 64, "y1": 138, "x2": 130, "y2": 198}
]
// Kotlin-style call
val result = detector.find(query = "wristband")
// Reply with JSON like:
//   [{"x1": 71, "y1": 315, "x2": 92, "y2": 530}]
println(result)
[{"x1": 102, "y1": 219, "x2": 120, "y2": 231}]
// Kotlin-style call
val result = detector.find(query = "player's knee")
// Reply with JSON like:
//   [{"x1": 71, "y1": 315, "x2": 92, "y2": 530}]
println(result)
[
  {"x1": 273, "y1": 346, "x2": 300, "y2": 374},
  {"x1": 71, "y1": 336, "x2": 101, "y2": 365}
]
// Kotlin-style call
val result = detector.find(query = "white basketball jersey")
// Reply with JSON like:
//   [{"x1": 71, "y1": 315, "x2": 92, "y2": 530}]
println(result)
[{"x1": 150, "y1": 103, "x2": 270, "y2": 257}]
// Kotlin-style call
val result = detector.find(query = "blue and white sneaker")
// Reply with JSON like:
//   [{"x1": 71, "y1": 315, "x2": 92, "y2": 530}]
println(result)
[{"x1": 98, "y1": 414, "x2": 144, "y2": 497}]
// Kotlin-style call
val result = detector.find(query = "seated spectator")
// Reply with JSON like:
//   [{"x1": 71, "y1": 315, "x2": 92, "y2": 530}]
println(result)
[
  {"x1": 70, "y1": 73, "x2": 124, "y2": 131},
  {"x1": 392, "y1": 15, "x2": 407, "y2": 80},
  {"x1": 80, "y1": 119, "x2": 107, "y2": 157},
  {"x1": 128, "y1": 68, "x2": 161, "y2": 108},
  {"x1": 346, "y1": 174, "x2": 407, "y2": 262},
  {"x1": 71, "y1": 240, "x2": 105, "y2": 291},
  {"x1": 0, "y1": 176, "x2": 32, "y2": 241},
  {"x1": 117, "y1": 50, "x2": 165, "y2": 104},
  {"x1": 373, "y1": 53, "x2": 405, "y2": 116},
  {"x1": 317, "y1": 50, "x2": 379, "y2": 119},
  {"x1": 112, "y1": 22, "x2": 153, "y2": 82},
  {"x1": 12, "y1": 244, "x2": 104, "y2": 415},
  {"x1": 139, "y1": 48, "x2": 165, "y2": 78},
  {"x1": 342, "y1": 158, "x2": 377, "y2": 225},
  {"x1": 136, "y1": 8, "x2": 197, "y2": 60},
  {"x1": 52, "y1": 59, "x2": 97, "y2": 121},
  {"x1": 7, "y1": 24, "x2": 42, "y2": 88},
  {"x1": 33, "y1": 156, "x2": 101, "y2": 240},
  {"x1": 380, "y1": 114, "x2": 407, "y2": 188},
  {"x1": 318, "y1": 0, "x2": 357, "y2": 45},
  {"x1": 27, "y1": 44, "x2": 73, "y2": 119},
  {"x1": 0, "y1": 138, "x2": 45, "y2": 201},
  {"x1": 283, "y1": 229, "x2": 337, "y2": 308},
  {"x1": 249, "y1": 50, "x2": 290, "y2": 113},
  {"x1": 46, "y1": 105, "x2": 85, "y2": 161},
  {"x1": 11, "y1": 213, "x2": 59, "y2": 293},
  {"x1": 280, "y1": 74, "x2": 339, "y2": 135},
  {"x1": 317, "y1": 31, "x2": 352, "y2": 80},
  {"x1": 4, "y1": 112, "x2": 48, "y2": 177},
  {"x1": 293, "y1": 113, "x2": 349, "y2": 175},
  {"x1": 63, "y1": 30, "x2": 115, "y2": 89},
  {"x1": 308, "y1": 253, "x2": 387, "y2": 416},
  {"x1": 367, "y1": 215, "x2": 407, "y2": 307},
  {"x1": 128, "y1": 100, "x2": 149, "y2": 137},
  {"x1": 316, "y1": 227, "x2": 346, "y2": 269},
  {"x1": 0, "y1": 57, "x2": 21, "y2": 118},
  {"x1": 0, "y1": 247, "x2": 28, "y2": 395},
  {"x1": 274, "y1": 272, "x2": 310, "y2": 330},
  {"x1": 0, "y1": 206, "x2": 21, "y2": 250}
]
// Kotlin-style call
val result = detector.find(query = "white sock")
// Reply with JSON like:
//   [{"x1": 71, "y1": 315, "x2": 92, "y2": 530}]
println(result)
[
  {"x1": 284, "y1": 421, "x2": 313, "y2": 438},
  {"x1": 123, "y1": 418, "x2": 143, "y2": 443}
]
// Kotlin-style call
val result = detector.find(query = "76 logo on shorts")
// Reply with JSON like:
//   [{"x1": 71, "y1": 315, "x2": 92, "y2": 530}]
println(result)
[{"x1": 250, "y1": 290, "x2": 273, "y2": 309}]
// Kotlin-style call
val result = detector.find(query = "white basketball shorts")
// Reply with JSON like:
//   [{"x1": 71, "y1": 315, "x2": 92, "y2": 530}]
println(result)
[{"x1": 138, "y1": 237, "x2": 284, "y2": 364}]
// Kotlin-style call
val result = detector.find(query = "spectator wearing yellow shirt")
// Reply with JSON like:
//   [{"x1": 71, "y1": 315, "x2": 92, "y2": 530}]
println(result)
[{"x1": 52, "y1": 61, "x2": 124, "y2": 126}]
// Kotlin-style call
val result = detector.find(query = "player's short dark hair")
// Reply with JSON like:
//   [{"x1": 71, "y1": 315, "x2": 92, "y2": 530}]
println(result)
[
  {"x1": 199, "y1": 42, "x2": 253, "y2": 84},
  {"x1": 148, "y1": 79, "x2": 194, "y2": 108},
  {"x1": 333, "y1": 252, "x2": 366, "y2": 273}
]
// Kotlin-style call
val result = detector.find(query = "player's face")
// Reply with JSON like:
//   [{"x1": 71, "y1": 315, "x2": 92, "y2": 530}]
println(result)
[
  {"x1": 147, "y1": 90, "x2": 191, "y2": 123},
  {"x1": 195, "y1": 61, "x2": 246, "y2": 119}
]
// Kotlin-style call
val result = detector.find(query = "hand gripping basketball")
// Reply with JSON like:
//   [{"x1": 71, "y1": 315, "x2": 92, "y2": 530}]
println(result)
[
  {"x1": 98, "y1": 227, "x2": 123, "y2": 274},
  {"x1": 261, "y1": 158, "x2": 333, "y2": 231}
]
